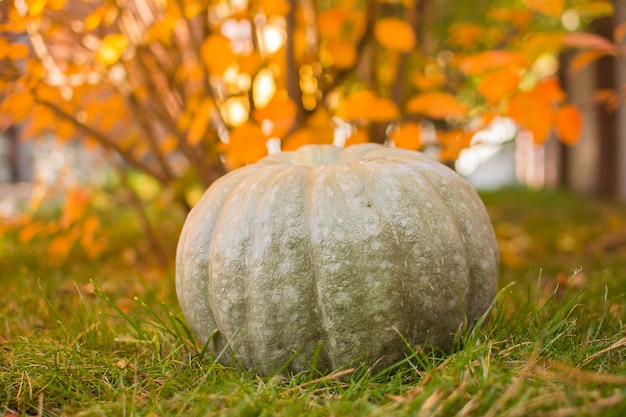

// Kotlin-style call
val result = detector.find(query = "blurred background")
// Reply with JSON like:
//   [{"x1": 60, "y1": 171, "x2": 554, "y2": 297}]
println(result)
[{"x1": 1, "y1": 0, "x2": 625, "y2": 269}]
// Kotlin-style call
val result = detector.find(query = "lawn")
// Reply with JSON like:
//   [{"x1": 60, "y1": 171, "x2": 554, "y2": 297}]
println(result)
[{"x1": 1, "y1": 187, "x2": 625, "y2": 416}]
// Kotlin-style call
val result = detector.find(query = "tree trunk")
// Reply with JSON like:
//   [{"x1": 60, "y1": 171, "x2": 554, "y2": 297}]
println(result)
[{"x1": 592, "y1": 16, "x2": 619, "y2": 197}]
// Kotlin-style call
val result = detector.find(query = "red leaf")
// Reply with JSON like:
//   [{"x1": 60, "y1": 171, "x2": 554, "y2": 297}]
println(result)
[{"x1": 562, "y1": 32, "x2": 616, "y2": 53}]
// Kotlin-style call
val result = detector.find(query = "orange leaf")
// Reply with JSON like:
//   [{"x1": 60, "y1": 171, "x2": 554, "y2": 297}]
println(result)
[
  {"x1": 447, "y1": 23, "x2": 484, "y2": 48},
  {"x1": 477, "y1": 69, "x2": 521, "y2": 104},
  {"x1": 337, "y1": 91, "x2": 399, "y2": 122},
  {"x1": 523, "y1": 0, "x2": 564, "y2": 17},
  {"x1": 49, "y1": 233, "x2": 76, "y2": 262},
  {"x1": 536, "y1": 77, "x2": 566, "y2": 103},
  {"x1": 97, "y1": 34, "x2": 128, "y2": 65},
  {"x1": 406, "y1": 91, "x2": 468, "y2": 119},
  {"x1": 18, "y1": 221, "x2": 45, "y2": 243},
  {"x1": 256, "y1": 0, "x2": 291, "y2": 17},
  {"x1": 238, "y1": 50, "x2": 263, "y2": 75},
  {"x1": 187, "y1": 98, "x2": 214, "y2": 146},
  {"x1": 282, "y1": 128, "x2": 317, "y2": 151},
  {"x1": 218, "y1": 122, "x2": 267, "y2": 169},
  {"x1": 438, "y1": 129, "x2": 474, "y2": 161},
  {"x1": 252, "y1": 94, "x2": 297, "y2": 138},
  {"x1": 345, "y1": 127, "x2": 369, "y2": 146},
  {"x1": 615, "y1": 22, "x2": 626, "y2": 43},
  {"x1": 460, "y1": 51, "x2": 528, "y2": 75},
  {"x1": 555, "y1": 104, "x2": 582, "y2": 145},
  {"x1": 48, "y1": 0, "x2": 68, "y2": 10},
  {"x1": 488, "y1": 8, "x2": 533, "y2": 30},
  {"x1": 508, "y1": 88, "x2": 554, "y2": 144},
  {"x1": 374, "y1": 18, "x2": 416, "y2": 52},
  {"x1": 7, "y1": 43, "x2": 29, "y2": 60},
  {"x1": 325, "y1": 39, "x2": 357, "y2": 69},
  {"x1": 521, "y1": 32, "x2": 564, "y2": 60},
  {"x1": 574, "y1": 1, "x2": 614, "y2": 18},
  {"x1": 411, "y1": 70, "x2": 445, "y2": 91},
  {"x1": 391, "y1": 122, "x2": 422, "y2": 150},
  {"x1": 201, "y1": 35, "x2": 235, "y2": 76},
  {"x1": 317, "y1": 8, "x2": 348, "y2": 39},
  {"x1": 569, "y1": 50, "x2": 608, "y2": 74}
]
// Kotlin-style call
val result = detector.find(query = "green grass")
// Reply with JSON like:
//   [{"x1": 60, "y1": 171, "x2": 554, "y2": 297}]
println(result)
[{"x1": 1, "y1": 187, "x2": 626, "y2": 416}]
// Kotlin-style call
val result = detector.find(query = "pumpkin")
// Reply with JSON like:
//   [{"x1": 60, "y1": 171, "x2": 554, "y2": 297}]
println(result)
[{"x1": 176, "y1": 143, "x2": 499, "y2": 374}]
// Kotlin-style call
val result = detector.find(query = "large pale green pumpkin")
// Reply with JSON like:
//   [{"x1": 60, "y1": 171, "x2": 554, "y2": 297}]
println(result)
[{"x1": 176, "y1": 143, "x2": 499, "y2": 374}]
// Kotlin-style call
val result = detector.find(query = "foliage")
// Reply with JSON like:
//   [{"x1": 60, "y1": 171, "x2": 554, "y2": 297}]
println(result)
[
  {"x1": 0, "y1": 0, "x2": 623, "y2": 264},
  {"x1": 1, "y1": 188, "x2": 626, "y2": 416}
]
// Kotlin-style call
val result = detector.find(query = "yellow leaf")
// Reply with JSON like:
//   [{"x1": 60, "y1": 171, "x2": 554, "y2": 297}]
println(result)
[
  {"x1": 97, "y1": 34, "x2": 128, "y2": 65},
  {"x1": 477, "y1": 69, "x2": 521, "y2": 104},
  {"x1": 391, "y1": 122, "x2": 422, "y2": 150},
  {"x1": 374, "y1": 18, "x2": 416, "y2": 52},
  {"x1": 28, "y1": 0, "x2": 48, "y2": 16},
  {"x1": 325, "y1": 39, "x2": 357, "y2": 69},
  {"x1": 555, "y1": 104, "x2": 582, "y2": 145},
  {"x1": 406, "y1": 91, "x2": 468, "y2": 119},
  {"x1": 201, "y1": 35, "x2": 235, "y2": 76},
  {"x1": 84, "y1": 8, "x2": 104, "y2": 31},
  {"x1": 460, "y1": 51, "x2": 528, "y2": 75},
  {"x1": 187, "y1": 98, "x2": 214, "y2": 146},
  {"x1": 523, "y1": 0, "x2": 565, "y2": 17}
]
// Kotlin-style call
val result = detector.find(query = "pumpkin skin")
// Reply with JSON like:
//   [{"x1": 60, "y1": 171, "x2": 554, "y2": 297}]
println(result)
[{"x1": 176, "y1": 143, "x2": 499, "y2": 374}]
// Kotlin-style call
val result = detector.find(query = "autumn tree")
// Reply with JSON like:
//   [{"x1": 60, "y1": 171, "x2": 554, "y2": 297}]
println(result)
[{"x1": 0, "y1": 0, "x2": 622, "y2": 264}]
